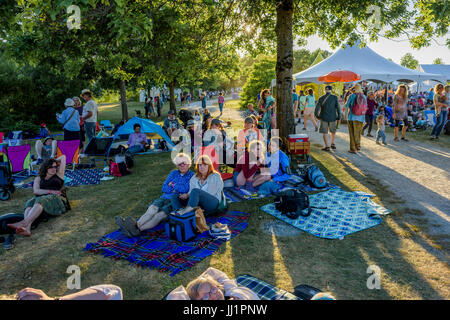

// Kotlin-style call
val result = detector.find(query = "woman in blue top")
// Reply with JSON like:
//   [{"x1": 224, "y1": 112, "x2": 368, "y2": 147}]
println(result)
[
  {"x1": 57, "y1": 98, "x2": 81, "y2": 141},
  {"x1": 344, "y1": 84, "x2": 366, "y2": 154},
  {"x1": 115, "y1": 153, "x2": 194, "y2": 237},
  {"x1": 303, "y1": 89, "x2": 318, "y2": 131},
  {"x1": 258, "y1": 89, "x2": 276, "y2": 130}
]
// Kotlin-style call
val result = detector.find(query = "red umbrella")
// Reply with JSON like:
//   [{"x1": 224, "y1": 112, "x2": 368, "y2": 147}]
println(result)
[{"x1": 318, "y1": 70, "x2": 361, "y2": 83}]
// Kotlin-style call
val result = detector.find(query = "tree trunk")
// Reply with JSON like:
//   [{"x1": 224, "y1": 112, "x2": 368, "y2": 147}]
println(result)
[
  {"x1": 275, "y1": 0, "x2": 294, "y2": 138},
  {"x1": 169, "y1": 80, "x2": 176, "y2": 112},
  {"x1": 120, "y1": 80, "x2": 128, "y2": 121}
]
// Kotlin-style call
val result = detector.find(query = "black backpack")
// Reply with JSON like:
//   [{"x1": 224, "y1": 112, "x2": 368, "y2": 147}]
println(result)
[{"x1": 274, "y1": 189, "x2": 311, "y2": 219}]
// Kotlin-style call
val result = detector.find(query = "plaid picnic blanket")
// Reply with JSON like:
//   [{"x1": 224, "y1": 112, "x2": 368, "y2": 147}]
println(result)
[
  {"x1": 84, "y1": 211, "x2": 250, "y2": 276},
  {"x1": 261, "y1": 188, "x2": 391, "y2": 239},
  {"x1": 236, "y1": 274, "x2": 300, "y2": 300},
  {"x1": 224, "y1": 174, "x2": 336, "y2": 203},
  {"x1": 19, "y1": 169, "x2": 106, "y2": 188}
]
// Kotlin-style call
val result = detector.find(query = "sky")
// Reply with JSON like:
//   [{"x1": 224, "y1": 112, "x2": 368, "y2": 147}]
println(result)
[{"x1": 301, "y1": 35, "x2": 449, "y2": 65}]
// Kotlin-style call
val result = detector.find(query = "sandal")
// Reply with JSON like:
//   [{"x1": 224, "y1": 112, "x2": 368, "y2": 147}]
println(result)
[
  {"x1": 321, "y1": 147, "x2": 331, "y2": 152},
  {"x1": 331, "y1": 144, "x2": 336, "y2": 150},
  {"x1": 401, "y1": 137, "x2": 409, "y2": 142},
  {"x1": 394, "y1": 137, "x2": 399, "y2": 142}
]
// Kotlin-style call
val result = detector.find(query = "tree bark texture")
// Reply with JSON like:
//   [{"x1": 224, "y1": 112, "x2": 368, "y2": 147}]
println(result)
[
  {"x1": 120, "y1": 80, "x2": 128, "y2": 121},
  {"x1": 169, "y1": 80, "x2": 176, "y2": 112},
  {"x1": 275, "y1": 0, "x2": 294, "y2": 138}
]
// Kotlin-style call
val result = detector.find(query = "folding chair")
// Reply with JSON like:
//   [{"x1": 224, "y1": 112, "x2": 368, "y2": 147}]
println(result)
[
  {"x1": 424, "y1": 110, "x2": 436, "y2": 127},
  {"x1": 5, "y1": 144, "x2": 32, "y2": 176},
  {"x1": 57, "y1": 140, "x2": 80, "y2": 171},
  {"x1": 100, "y1": 120, "x2": 113, "y2": 131}
]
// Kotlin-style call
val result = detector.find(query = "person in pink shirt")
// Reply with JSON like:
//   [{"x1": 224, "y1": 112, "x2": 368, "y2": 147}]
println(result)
[
  {"x1": 218, "y1": 92, "x2": 225, "y2": 116},
  {"x1": 127, "y1": 123, "x2": 149, "y2": 154}
]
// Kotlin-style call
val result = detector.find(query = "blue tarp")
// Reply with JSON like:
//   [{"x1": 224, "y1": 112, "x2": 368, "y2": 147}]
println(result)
[{"x1": 113, "y1": 117, "x2": 175, "y2": 149}]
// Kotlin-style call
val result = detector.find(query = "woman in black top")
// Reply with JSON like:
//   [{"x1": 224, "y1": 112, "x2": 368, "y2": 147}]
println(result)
[{"x1": 8, "y1": 155, "x2": 67, "y2": 236}]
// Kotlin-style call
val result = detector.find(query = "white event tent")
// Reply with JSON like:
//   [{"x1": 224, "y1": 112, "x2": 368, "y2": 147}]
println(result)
[{"x1": 287, "y1": 43, "x2": 446, "y2": 85}]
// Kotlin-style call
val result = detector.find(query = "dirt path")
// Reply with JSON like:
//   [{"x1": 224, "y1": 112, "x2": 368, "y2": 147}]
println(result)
[
  {"x1": 296, "y1": 120, "x2": 450, "y2": 239},
  {"x1": 186, "y1": 100, "x2": 449, "y2": 239}
]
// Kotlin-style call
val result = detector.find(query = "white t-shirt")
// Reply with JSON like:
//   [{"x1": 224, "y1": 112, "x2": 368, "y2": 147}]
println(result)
[{"x1": 82, "y1": 100, "x2": 98, "y2": 123}]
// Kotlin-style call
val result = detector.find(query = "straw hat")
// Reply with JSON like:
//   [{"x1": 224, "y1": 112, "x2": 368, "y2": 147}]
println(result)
[{"x1": 80, "y1": 89, "x2": 93, "y2": 96}]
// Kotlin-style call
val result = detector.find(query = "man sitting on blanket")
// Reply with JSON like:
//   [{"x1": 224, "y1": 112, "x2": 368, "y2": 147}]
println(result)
[
  {"x1": 126, "y1": 123, "x2": 150, "y2": 154},
  {"x1": 115, "y1": 153, "x2": 194, "y2": 237}
]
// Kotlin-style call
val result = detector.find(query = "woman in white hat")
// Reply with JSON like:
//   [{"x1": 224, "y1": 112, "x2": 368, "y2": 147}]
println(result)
[{"x1": 57, "y1": 98, "x2": 81, "y2": 141}]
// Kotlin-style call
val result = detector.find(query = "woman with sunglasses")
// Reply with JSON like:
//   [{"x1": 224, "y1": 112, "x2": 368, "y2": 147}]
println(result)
[
  {"x1": 115, "y1": 153, "x2": 194, "y2": 237},
  {"x1": 171, "y1": 155, "x2": 225, "y2": 216},
  {"x1": 7, "y1": 156, "x2": 67, "y2": 237}
]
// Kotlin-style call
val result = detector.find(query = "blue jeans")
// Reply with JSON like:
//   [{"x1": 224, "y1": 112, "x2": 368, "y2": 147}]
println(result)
[
  {"x1": 171, "y1": 189, "x2": 219, "y2": 216},
  {"x1": 127, "y1": 145, "x2": 144, "y2": 154},
  {"x1": 84, "y1": 122, "x2": 96, "y2": 143},
  {"x1": 431, "y1": 110, "x2": 448, "y2": 138},
  {"x1": 219, "y1": 103, "x2": 224, "y2": 113},
  {"x1": 376, "y1": 130, "x2": 386, "y2": 143}
]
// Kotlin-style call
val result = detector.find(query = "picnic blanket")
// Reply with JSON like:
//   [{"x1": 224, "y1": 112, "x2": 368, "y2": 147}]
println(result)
[
  {"x1": 236, "y1": 274, "x2": 300, "y2": 300},
  {"x1": 261, "y1": 188, "x2": 391, "y2": 239},
  {"x1": 12, "y1": 170, "x2": 37, "y2": 184},
  {"x1": 19, "y1": 169, "x2": 107, "y2": 188},
  {"x1": 84, "y1": 211, "x2": 250, "y2": 276},
  {"x1": 224, "y1": 174, "x2": 336, "y2": 203}
]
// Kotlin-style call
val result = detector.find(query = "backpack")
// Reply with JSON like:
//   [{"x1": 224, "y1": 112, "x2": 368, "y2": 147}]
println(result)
[
  {"x1": 109, "y1": 159, "x2": 130, "y2": 177},
  {"x1": 351, "y1": 93, "x2": 368, "y2": 116},
  {"x1": 274, "y1": 189, "x2": 311, "y2": 219}
]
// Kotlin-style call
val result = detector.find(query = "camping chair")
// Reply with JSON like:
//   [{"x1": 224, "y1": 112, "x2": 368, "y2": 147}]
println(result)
[
  {"x1": 6, "y1": 131, "x2": 23, "y2": 147},
  {"x1": 82, "y1": 136, "x2": 114, "y2": 167},
  {"x1": 57, "y1": 140, "x2": 80, "y2": 171},
  {"x1": 4, "y1": 144, "x2": 32, "y2": 176},
  {"x1": 100, "y1": 120, "x2": 113, "y2": 131},
  {"x1": 197, "y1": 145, "x2": 233, "y2": 181},
  {"x1": 424, "y1": 110, "x2": 436, "y2": 127}
]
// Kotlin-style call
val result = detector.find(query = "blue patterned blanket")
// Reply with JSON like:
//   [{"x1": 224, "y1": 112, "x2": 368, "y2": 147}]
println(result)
[{"x1": 261, "y1": 188, "x2": 391, "y2": 239}]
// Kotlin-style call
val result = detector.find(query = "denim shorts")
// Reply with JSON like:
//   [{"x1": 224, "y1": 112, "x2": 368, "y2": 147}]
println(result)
[{"x1": 150, "y1": 196, "x2": 172, "y2": 214}]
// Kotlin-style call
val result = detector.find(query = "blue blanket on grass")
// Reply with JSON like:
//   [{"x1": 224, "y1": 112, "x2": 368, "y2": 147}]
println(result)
[
  {"x1": 19, "y1": 169, "x2": 106, "y2": 188},
  {"x1": 261, "y1": 188, "x2": 391, "y2": 239},
  {"x1": 85, "y1": 211, "x2": 250, "y2": 276}
]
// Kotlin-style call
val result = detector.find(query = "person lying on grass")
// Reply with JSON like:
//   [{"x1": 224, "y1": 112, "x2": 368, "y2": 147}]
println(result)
[
  {"x1": 167, "y1": 267, "x2": 260, "y2": 300},
  {"x1": 15, "y1": 285, "x2": 122, "y2": 300},
  {"x1": 234, "y1": 139, "x2": 268, "y2": 188},
  {"x1": 170, "y1": 155, "x2": 225, "y2": 216},
  {"x1": 115, "y1": 153, "x2": 194, "y2": 237},
  {"x1": 7, "y1": 156, "x2": 67, "y2": 237}
]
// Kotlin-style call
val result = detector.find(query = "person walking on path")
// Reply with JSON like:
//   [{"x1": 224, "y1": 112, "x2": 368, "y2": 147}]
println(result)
[
  {"x1": 392, "y1": 84, "x2": 410, "y2": 142},
  {"x1": 155, "y1": 96, "x2": 162, "y2": 117},
  {"x1": 201, "y1": 92, "x2": 207, "y2": 110},
  {"x1": 292, "y1": 88, "x2": 299, "y2": 121},
  {"x1": 314, "y1": 85, "x2": 342, "y2": 152},
  {"x1": 362, "y1": 92, "x2": 376, "y2": 137},
  {"x1": 218, "y1": 92, "x2": 225, "y2": 117},
  {"x1": 375, "y1": 114, "x2": 387, "y2": 145},
  {"x1": 344, "y1": 84, "x2": 367, "y2": 154},
  {"x1": 298, "y1": 90, "x2": 306, "y2": 124},
  {"x1": 303, "y1": 89, "x2": 318, "y2": 131},
  {"x1": 430, "y1": 84, "x2": 449, "y2": 140},
  {"x1": 81, "y1": 89, "x2": 98, "y2": 143}
]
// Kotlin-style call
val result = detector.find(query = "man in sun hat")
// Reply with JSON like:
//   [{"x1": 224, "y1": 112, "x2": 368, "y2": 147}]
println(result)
[
  {"x1": 314, "y1": 85, "x2": 341, "y2": 152},
  {"x1": 80, "y1": 89, "x2": 98, "y2": 143},
  {"x1": 57, "y1": 98, "x2": 80, "y2": 141}
]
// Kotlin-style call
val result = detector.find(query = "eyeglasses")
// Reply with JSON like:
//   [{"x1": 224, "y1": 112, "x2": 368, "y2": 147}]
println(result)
[
  {"x1": 201, "y1": 286, "x2": 219, "y2": 300},
  {"x1": 177, "y1": 162, "x2": 189, "y2": 167},
  {"x1": 50, "y1": 165, "x2": 58, "y2": 169}
]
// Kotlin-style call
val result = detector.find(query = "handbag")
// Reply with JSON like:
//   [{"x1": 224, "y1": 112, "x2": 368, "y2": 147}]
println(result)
[{"x1": 62, "y1": 108, "x2": 77, "y2": 128}]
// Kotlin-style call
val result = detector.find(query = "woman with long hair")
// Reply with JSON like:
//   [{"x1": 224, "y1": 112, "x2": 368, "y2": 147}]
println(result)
[
  {"x1": 392, "y1": 84, "x2": 409, "y2": 141},
  {"x1": 171, "y1": 155, "x2": 225, "y2": 216},
  {"x1": 303, "y1": 89, "x2": 318, "y2": 131},
  {"x1": 344, "y1": 84, "x2": 366, "y2": 153},
  {"x1": 234, "y1": 140, "x2": 267, "y2": 187},
  {"x1": 7, "y1": 156, "x2": 67, "y2": 236},
  {"x1": 258, "y1": 89, "x2": 276, "y2": 130},
  {"x1": 430, "y1": 84, "x2": 449, "y2": 140},
  {"x1": 298, "y1": 90, "x2": 307, "y2": 124}
]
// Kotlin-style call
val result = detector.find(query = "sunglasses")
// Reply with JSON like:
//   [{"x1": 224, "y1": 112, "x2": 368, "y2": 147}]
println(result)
[
  {"x1": 177, "y1": 162, "x2": 189, "y2": 167},
  {"x1": 50, "y1": 165, "x2": 59, "y2": 169}
]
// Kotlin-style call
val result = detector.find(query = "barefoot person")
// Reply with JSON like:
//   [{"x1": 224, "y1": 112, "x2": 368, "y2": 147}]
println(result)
[
  {"x1": 7, "y1": 156, "x2": 67, "y2": 236},
  {"x1": 115, "y1": 153, "x2": 194, "y2": 237},
  {"x1": 16, "y1": 285, "x2": 123, "y2": 300}
]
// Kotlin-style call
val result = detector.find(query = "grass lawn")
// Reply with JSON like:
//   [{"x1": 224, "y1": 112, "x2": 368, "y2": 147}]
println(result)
[{"x1": 0, "y1": 100, "x2": 448, "y2": 300}]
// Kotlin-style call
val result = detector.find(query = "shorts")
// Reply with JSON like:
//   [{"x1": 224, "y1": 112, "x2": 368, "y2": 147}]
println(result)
[
  {"x1": 319, "y1": 120, "x2": 337, "y2": 134},
  {"x1": 394, "y1": 119, "x2": 408, "y2": 127},
  {"x1": 304, "y1": 108, "x2": 314, "y2": 116},
  {"x1": 150, "y1": 196, "x2": 172, "y2": 214}
]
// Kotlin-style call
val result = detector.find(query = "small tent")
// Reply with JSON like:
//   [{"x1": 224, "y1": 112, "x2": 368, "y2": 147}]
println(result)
[{"x1": 113, "y1": 117, "x2": 175, "y2": 150}]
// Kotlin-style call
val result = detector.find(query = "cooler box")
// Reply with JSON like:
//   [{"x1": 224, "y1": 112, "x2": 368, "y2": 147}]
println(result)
[{"x1": 288, "y1": 134, "x2": 309, "y2": 142}]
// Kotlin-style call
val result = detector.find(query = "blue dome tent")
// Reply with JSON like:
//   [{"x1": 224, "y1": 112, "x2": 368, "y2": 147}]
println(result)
[{"x1": 113, "y1": 117, "x2": 175, "y2": 150}]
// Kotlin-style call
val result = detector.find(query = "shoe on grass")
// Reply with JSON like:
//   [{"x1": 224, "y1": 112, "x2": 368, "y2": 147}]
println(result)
[
  {"x1": 3, "y1": 235, "x2": 15, "y2": 250},
  {"x1": 123, "y1": 216, "x2": 140, "y2": 237},
  {"x1": 115, "y1": 216, "x2": 133, "y2": 238}
]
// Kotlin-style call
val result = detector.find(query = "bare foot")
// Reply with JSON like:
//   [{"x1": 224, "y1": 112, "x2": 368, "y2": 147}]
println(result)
[
  {"x1": 16, "y1": 227, "x2": 31, "y2": 237},
  {"x1": 7, "y1": 221, "x2": 26, "y2": 230}
]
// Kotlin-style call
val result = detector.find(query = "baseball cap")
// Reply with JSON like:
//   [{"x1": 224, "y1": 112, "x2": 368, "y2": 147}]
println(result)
[
  {"x1": 168, "y1": 109, "x2": 176, "y2": 115},
  {"x1": 325, "y1": 85, "x2": 333, "y2": 91}
]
